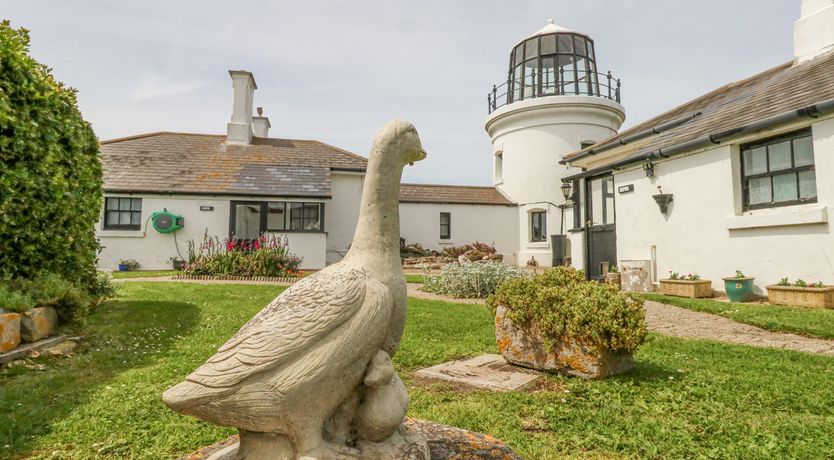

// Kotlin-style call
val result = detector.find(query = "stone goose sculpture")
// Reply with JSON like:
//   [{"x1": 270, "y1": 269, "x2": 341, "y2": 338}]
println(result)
[{"x1": 163, "y1": 120, "x2": 428, "y2": 460}]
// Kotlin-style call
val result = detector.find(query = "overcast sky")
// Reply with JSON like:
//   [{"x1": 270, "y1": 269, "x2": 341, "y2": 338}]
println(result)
[{"x1": 6, "y1": 0, "x2": 797, "y2": 185}]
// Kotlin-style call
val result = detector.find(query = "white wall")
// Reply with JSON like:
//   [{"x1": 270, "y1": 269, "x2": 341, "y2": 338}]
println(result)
[
  {"x1": 399, "y1": 202, "x2": 518, "y2": 263},
  {"x1": 96, "y1": 194, "x2": 330, "y2": 271},
  {"x1": 613, "y1": 117, "x2": 834, "y2": 293},
  {"x1": 325, "y1": 172, "x2": 364, "y2": 264}
]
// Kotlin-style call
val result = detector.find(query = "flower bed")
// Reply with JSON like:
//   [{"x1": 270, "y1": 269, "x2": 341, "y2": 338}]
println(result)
[
  {"x1": 185, "y1": 234, "x2": 303, "y2": 278},
  {"x1": 488, "y1": 267, "x2": 646, "y2": 379}
]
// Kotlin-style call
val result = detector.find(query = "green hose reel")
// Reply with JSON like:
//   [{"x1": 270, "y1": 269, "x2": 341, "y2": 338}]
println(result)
[{"x1": 150, "y1": 209, "x2": 184, "y2": 234}]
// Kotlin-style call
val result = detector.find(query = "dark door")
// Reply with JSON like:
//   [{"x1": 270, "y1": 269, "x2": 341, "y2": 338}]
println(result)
[{"x1": 584, "y1": 175, "x2": 617, "y2": 280}]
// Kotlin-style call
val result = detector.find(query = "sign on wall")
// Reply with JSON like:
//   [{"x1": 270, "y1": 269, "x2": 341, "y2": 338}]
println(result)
[{"x1": 618, "y1": 184, "x2": 634, "y2": 194}]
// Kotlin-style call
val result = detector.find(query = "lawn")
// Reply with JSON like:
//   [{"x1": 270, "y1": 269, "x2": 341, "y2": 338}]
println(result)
[
  {"x1": 642, "y1": 293, "x2": 834, "y2": 340},
  {"x1": 1, "y1": 283, "x2": 833, "y2": 459},
  {"x1": 110, "y1": 270, "x2": 180, "y2": 279},
  {"x1": 404, "y1": 273, "x2": 427, "y2": 284}
]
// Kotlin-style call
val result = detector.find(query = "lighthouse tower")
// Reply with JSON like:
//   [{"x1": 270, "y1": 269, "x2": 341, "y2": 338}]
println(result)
[{"x1": 485, "y1": 20, "x2": 625, "y2": 268}]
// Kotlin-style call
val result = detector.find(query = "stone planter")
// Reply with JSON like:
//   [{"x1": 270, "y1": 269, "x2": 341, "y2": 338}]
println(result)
[
  {"x1": 659, "y1": 279, "x2": 713, "y2": 298},
  {"x1": 21, "y1": 307, "x2": 58, "y2": 342},
  {"x1": 766, "y1": 285, "x2": 834, "y2": 309},
  {"x1": 494, "y1": 306, "x2": 633, "y2": 379},
  {"x1": 605, "y1": 272, "x2": 622, "y2": 290},
  {"x1": 0, "y1": 312, "x2": 22, "y2": 352}
]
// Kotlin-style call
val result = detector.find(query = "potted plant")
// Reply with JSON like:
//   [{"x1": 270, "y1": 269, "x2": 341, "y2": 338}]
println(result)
[
  {"x1": 488, "y1": 267, "x2": 646, "y2": 379},
  {"x1": 118, "y1": 259, "x2": 139, "y2": 271},
  {"x1": 170, "y1": 257, "x2": 186, "y2": 271},
  {"x1": 605, "y1": 265, "x2": 621, "y2": 290},
  {"x1": 766, "y1": 278, "x2": 834, "y2": 309},
  {"x1": 660, "y1": 271, "x2": 712, "y2": 298},
  {"x1": 723, "y1": 270, "x2": 755, "y2": 302}
]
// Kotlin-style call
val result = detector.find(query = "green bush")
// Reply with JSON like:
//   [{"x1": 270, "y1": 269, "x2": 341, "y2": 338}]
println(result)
[
  {"x1": 487, "y1": 266, "x2": 647, "y2": 353},
  {"x1": 3, "y1": 272, "x2": 115, "y2": 323},
  {"x1": 423, "y1": 262, "x2": 530, "y2": 299},
  {"x1": 0, "y1": 285, "x2": 35, "y2": 313},
  {"x1": 0, "y1": 21, "x2": 103, "y2": 293}
]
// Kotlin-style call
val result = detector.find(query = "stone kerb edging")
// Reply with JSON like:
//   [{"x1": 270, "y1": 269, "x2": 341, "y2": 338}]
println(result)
[{"x1": 171, "y1": 274, "x2": 300, "y2": 284}]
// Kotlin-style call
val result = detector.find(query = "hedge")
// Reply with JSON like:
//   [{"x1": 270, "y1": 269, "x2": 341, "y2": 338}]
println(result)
[{"x1": 0, "y1": 21, "x2": 103, "y2": 291}]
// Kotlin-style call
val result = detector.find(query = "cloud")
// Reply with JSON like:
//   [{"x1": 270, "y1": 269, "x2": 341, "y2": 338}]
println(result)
[{"x1": 130, "y1": 76, "x2": 210, "y2": 102}]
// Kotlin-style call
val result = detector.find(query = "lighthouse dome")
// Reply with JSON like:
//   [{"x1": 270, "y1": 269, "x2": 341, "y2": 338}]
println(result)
[{"x1": 487, "y1": 19, "x2": 620, "y2": 113}]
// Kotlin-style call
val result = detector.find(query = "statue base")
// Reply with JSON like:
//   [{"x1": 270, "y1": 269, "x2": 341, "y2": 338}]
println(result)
[{"x1": 180, "y1": 419, "x2": 520, "y2": 460}]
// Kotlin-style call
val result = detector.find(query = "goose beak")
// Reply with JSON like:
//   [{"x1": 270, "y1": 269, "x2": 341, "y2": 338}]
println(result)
[{"x1": 409, "y1": 149, "x2": 427, "y2": 166}]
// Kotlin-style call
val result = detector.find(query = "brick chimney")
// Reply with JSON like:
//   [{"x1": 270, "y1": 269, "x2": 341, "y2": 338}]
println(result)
[
  {"x1": 252, "y1": 106, "x2": 271, "y2": 138},
  {"x1": 795, "y1": 0, "x2": 834, "y2": 63},
  {"x1": 226, "y1": 70, "x2": 257, "y2": 145}
]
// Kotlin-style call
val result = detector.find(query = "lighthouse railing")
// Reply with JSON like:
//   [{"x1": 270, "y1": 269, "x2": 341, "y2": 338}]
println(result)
[{"x1": 487, "y1": 70, "x2": 622, "y2": 114}]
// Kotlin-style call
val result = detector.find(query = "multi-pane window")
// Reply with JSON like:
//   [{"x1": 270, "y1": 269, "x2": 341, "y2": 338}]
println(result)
[
  {"x1": 531, "y1": 211, "x2": 547, "y2": 242},
  {"x1": 104, "y1": 197, "x2": 142, "y2": 230},
  {"x1": 741, "y1": 130, "x2": 816, "y2": 210},
  {"x1": 439, "y1": 212, "x2": 451, "y2": 240},
  {"x1": 289, "y1": 203, "x2": 322, "y2": 231},
  {"x1": 232, "y1": 200, "x2": 323, "y2": 239}
]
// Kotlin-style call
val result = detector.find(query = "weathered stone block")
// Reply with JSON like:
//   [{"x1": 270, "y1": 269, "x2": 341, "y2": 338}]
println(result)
[
  {"x1": 0, "y1": 312, "x2": 22, "y2": 352},
  {"x1": 21, "y1": 307, "x2": 58, "y2": 342},
  {"x1": 495, "y1": 306, "x2": 633, "y2": 379}
]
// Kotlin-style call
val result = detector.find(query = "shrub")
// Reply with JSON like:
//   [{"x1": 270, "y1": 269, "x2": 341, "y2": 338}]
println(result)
[
  {"x1": 668, "y1": 271, "x2": 700, "y2": 281},
  {"x1": 423, "y1": 262, "x2": 529, "y2": 299},
  {"x1": 0, "y1": 21, "x2": 103, "y2": 293},
  {"x1": 0, "y1": 285, "x2": 35, "y2": 313},
  {"x1": 185, "y1": 233, "x2": 303, "y2": 277},
  {"x1": 441, "y1": 242, "x2": 496, "y2": 259},
  {"x1": 487, "y1": 266, "x2": 647, "y2": 353}
]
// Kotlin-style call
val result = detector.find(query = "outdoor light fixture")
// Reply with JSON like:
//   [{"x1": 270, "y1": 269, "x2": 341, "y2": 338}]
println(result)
[
  {"x1": 560, "y1": 182, "x2": 572, "y2": 201},
  {"x1": 642, "y1": 159, "x2": 655, "y2": 177}
]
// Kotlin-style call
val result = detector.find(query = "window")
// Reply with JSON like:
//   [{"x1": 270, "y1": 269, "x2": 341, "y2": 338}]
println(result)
[
  {"x1": 440, "y1": 212, "x2": 451, "y2": 240},
  {"x1": 230, "y1": 200, "x2": 324, "y2": 238},
  {"x1": 104, "y1": 197, "x2": 142, "y2": 230},
  {"x1": 531, "y1": 211, "x2": 547, "y2": 242},
  {"x1": 741, "y1": 130, "x2": 816, "y2": 210},
  {"x1": 494, "y1": 151, "x2": 503, "y2": 184}
]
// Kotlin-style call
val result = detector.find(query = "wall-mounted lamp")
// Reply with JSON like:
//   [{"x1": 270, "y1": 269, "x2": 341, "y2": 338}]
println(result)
[
  {"x1": 642, "y1": 159, "x2": 655, "y2": 177},
  {"x1": 560, "y1": 182, "x2": 572, "y2": 202}
]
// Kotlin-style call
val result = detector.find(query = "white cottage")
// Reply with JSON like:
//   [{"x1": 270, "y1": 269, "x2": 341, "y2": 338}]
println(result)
[
  {"x1": 97, "y1": 71, "x2": 515, "y2": 270},
  {"x1": 562, "y1": 0, "x2": 834, "y2": 289}
]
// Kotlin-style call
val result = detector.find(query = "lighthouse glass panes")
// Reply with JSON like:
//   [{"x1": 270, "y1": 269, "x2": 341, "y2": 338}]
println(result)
[{"x1": 509, "y1": 32, "x2": 599, "y2": 103}]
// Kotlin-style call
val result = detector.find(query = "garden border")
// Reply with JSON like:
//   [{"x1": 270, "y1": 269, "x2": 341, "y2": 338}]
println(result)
[{"x1": 171, "y1": 274, "x2": 300, "y2": 284}]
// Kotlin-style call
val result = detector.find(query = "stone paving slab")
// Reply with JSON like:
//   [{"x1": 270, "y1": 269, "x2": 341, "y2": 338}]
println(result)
[
  {"x1": 0, "y1": 334, "x2": 67, "y2": 365},
  {"x1": 414, "y1": 354, "x2": 540, "y2": 391}
]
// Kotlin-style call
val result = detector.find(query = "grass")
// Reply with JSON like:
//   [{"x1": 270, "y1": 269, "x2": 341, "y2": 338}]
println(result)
[
  {"x1": 1, "y1": 283, "x2": 833, "y2": 459},
  {"x1": 642, "y1": 293, "x2": 834, "y2": 340},
  {"x1": 110, "y1": 270, "x2": 180, "y2": 279},
  {"x1": 404, "y1": 273, "x2": 427, "y2": 284}
]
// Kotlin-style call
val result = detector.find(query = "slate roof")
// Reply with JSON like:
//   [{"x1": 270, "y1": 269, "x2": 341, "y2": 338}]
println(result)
[
  {"x1": 400, "y1": 184, "x2": 514, "y2": 205},
  {"x1": 563, "y1": 51, "x2": 834, "y2": 164},
  {"x1": 100, "y1": 132, "x2": 368, "y2": 197}
]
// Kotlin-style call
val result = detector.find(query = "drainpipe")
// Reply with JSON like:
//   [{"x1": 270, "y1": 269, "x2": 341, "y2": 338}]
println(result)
[{"x1": 650, "y1": 245, "x2": 657, "y2": 287}]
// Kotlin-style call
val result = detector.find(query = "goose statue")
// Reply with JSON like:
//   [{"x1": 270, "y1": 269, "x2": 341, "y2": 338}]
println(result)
[{"x1": 163, "y1": 120, "x2": 429, "y2": 460}]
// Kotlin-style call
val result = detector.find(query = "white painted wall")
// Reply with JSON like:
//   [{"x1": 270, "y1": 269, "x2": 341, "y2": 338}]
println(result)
[
  {"x1": 399, "y1": 202, "x2": 518, "y2": 263},
  {"x1": 96, "y1": 194, "x2": 329, "y2": 271},
  {"x1": 325, "y1": 172, "x2": 364, "y2": 264},
  {"x1": 613, "y1": 117, "x2": 834, "y2": 294},
  {"x1": 485, "y1": 95, "x2": 625, "y2": 266}
]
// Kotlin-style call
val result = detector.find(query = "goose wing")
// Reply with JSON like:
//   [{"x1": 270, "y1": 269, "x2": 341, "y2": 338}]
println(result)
[{"x1": 186, "y1": 267, "x2": 380, "y2": 388}]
